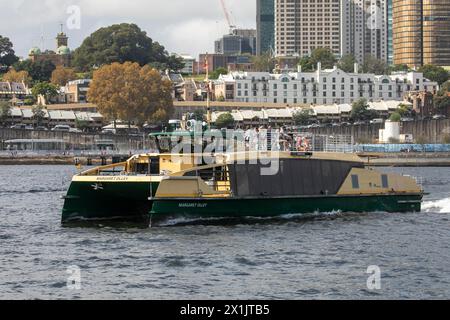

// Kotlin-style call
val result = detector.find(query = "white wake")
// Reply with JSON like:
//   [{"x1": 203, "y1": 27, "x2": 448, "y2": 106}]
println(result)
[{"x1": 422, "y1": 197, "x2": 450, "y2": 213}]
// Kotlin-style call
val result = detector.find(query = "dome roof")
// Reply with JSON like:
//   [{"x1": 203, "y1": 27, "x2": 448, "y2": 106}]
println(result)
[
  {"x1": 56, "y1": 46, "x2": 70, "y2": 55},
  {"x1": 29, "y1": 47, "x2": 41, "y2": 55}
]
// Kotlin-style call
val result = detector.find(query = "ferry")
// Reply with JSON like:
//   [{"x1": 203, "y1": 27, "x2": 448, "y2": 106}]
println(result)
[
  {"x1": 61, "y1": 128, "x2": 231, "y2": 224},
  {"x1": 149, "y1": 151, "x2": 423, "y2": 221},
  {"x1": 62, "y1": 129, "x2": 424, "y2": 224}
]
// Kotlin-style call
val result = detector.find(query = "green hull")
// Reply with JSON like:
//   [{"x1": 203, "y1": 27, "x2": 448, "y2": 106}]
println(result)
[
  {"x1": 150, "y1": 194, "x2": 422, "y2": 220},
  {"x1": 62, "y1": 181, "x2": 159, "y2": 224}
]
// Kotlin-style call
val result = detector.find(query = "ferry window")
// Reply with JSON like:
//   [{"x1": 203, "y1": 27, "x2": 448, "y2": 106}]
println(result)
[
  {"x1": 381, "y1": 175, "x2": 389, "y2": 188},
  {"x1": 351, "y1": 175, "x2": 360, "y2": 189}
]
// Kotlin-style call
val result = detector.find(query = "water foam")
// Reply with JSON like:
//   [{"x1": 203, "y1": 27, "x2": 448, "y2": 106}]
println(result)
[{"x1": 422, "y1": 197, "x2": 450, "y2": 213}]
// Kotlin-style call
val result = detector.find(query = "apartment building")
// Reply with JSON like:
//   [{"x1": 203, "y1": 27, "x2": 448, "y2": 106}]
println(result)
[
  {"x1": 275, "y1": 0, "x2": 341, "y2": 57},
  {"x1": 341, "y1": 0, "x2": 388, "y2": 64}
]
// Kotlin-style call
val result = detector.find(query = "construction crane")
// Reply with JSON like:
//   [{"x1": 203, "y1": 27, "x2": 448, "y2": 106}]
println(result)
[{"x1": 219, "y1": 0, "x2": 236, "y2": 34}]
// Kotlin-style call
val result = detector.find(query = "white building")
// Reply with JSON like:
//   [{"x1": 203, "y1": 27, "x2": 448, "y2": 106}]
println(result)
[
  {"x1": 341, "y1": 0, "x2": 388, "y2": 64},
  {"x1": 215, "y1": 64, "x2": 438, "y2": 105},
  {"x1": 178, "y1": 54, "x2": 195, "y2": 75}
]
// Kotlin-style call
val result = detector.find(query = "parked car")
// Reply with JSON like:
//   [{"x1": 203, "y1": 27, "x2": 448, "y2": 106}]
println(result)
[
  {"x1": 353, "y1": 121, "x2": 368, "y2": 126},
  {"x1": 35, "y1": 126, "x2": 49, "y2": 131},
  {"x1": 341, "y1": 122, "x2": 352, "y2": 126},
  {"x1": 432, "y1": 114, "x2": 447, "y2": 120},
  {"x1": 10, "y1": 124, "x2": 33, "y2": 130},
  {"x1": 400, "y1": 117, "x2": 415, "y2": 122},
  {"x1": 102, "y1": 128, "x2": 117, "y2": 135},
  {"x1": 51, "y1": 125, "x2": 71, "y2": 132},
  {"x1": 69, "y1": 128, "x2": 82, "y2": 133},
  {"x1": 370, "y1": 118, "x2": 384, "y2": 124}
]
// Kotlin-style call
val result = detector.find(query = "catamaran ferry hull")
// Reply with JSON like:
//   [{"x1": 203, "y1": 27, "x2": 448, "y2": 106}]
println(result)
[
  {"x1": 62, "y1": 177, "x2": 160, "y2": 224},
  {"x1": 150, "y1": 193, "x2": 423, "y2": 221}
]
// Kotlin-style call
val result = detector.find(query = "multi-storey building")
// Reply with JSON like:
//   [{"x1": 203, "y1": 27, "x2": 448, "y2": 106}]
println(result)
[
  {"x1": 214, "y1": 64, "x2": 438, "y2": 105},
  {"x1": 215, "y1": 29, "x2": 257, "y2": 56},
  {"x1": 275, "y1": 0, "x2": 341, "y2": 57},
  {"x1": 393, "y1": 0, "x2": 450, "y2": 68},
  {"x1": 257, "y1": 0, "x2": 275, "y2": 55},
  {"x1": 341, "y1": 0, "x2": 388, "y2": 65}
]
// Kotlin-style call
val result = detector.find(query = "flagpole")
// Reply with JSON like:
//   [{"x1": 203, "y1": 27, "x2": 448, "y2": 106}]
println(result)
[{"x1": 205, "y1": 53, "x2": 211, "y2": 126}]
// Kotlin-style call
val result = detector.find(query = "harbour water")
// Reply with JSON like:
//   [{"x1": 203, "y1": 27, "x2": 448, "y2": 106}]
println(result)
[{"x1": 0, "y1": 165, "x2": 449, "y2": 299}]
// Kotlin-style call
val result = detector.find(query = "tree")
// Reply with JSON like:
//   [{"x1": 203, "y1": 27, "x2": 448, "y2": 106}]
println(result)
[
  {"x1": 2, "y1": 69, "x2": 31, "y2": 85},
  {"x1": 190, "y1": 109, "x2": 206, "y2": 121},
  {"x1": 389, "y1": 112, "x2": 401, "y2": 122},
  {"x1": 72, "y1": 23, "x2": 176, "y2": 72},
  {"x1": 434, "y1": 94, "x2": 450, "y2": 114},
  {"x1": 215, "y1": 113, "x2": 235, "y2": 129},
  {"x1": 88, "y1": 62, "x2": 173, "y2": 126},
  {"x1": 14, "y1": 59, "x2": 56, "y2": 82},
  {"x1": 0, "y1": 36, "x2": 18, "y2": 68},
  {"x1": 75, "y1": 119, "x2": 90, "y2": 132},
  {"x1": 31, "y1": 82, "x2": 59, "y2": 104},
  {"x1": 51, "y1": 66, "x2": 77, "y2": 86},
  {"x1": 298, "y1": 55, "x2": 314, "y2": 72},
  {"x1": 388, "y1": 64, "x2": 411, "y2": 74},
  {"x1": 251, "y1": 52, "x2": 276, "y2": 72},
  {"x1": 310, "y1": 48, "x2": 337, "y2": 70},
  {"x1": 210, "y1": 67, "x2": 228, "y2": 80},
  {"x1": 439, "y1": 81, "x2": 450, "y2": 94},
  {"x1": 338, "y1": 54, "x2": 356, "y2": 73},
  {"x1": 350, "y1": 98, "x2": 379, "y2": 121},
  {"x1": 32, "y1": 104, "x2": 46, "y2": 127},
  {"x1": 0, "y1": 101, "x2": 11, "y2": 126},
  {"x1": 418, "y1": 65, "x2": 450, "y2": 85},
  {"x1": 362, "y1": 55, "x2": 388, "y2": 74},
  {"x1": 293, "y1": 108, "x2": 314, "y2": 125}
]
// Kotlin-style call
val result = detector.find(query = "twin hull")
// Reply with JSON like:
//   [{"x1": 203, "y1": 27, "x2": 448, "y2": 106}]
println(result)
[{"x1": 62, "y1": 179, "x2": 422, "y2": 224}]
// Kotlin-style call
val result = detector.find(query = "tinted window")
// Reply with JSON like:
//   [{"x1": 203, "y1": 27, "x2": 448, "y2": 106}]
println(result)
[
  {"x1": 351, "y1": 175, "x2": 360, "y2": 189},
  {"x1": 381, "y1": 175, "x2": 389, "y2": 188}
]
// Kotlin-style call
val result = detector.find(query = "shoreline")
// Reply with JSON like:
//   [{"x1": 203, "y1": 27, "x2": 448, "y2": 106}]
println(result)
[{"x1": 1, "y1": 154, "x2": 450, "y2": 167}]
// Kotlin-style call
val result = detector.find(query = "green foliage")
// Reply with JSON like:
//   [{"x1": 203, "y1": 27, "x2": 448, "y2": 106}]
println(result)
[
  {"x1": 215, "y1": 113, "x2": 235, "y2": 129},
  {"x1": 297, "y1": 48, "x2": 337, "y2": 72},
  {"x1": 190, "y1": 109, "x2": 206, "y2": 121},
  {"x1": 298, "y1": 56, "x2": 313, "y2": 72},
  {"x1": 439, "y1": 81, "x2": 450, "y2": 94},
  {"x1": 362, "y1": 55, "x2": 388, "y2": 74},
  {"x1": 31, "y1": 82, "x2": 59, "y2": 103},
  {"x1": 24, "y1": 98, "x2": 35, "y2": 106},
  {"x1": 0, "y1": 35, "x2": 18, "y2": 68},
  {"x1": 434, "y1": 94, "x2": 450, "y2": 112},
  {"x1": 251, "y1": 53, "x2": 276, "y2": 72},
  {"x1": 32, "y1": 104, "x2": 46, "y2": 126},
  {"x1": 75, "y1": 119, "x2": 90, "y2": 131},
  {"x1": 210, "y1": 67, "x2": 228, "y2": 80},
  {"x1": 350, "y1": 98, "x2": 379, "y2": 121},
  {"x1": 216, "y1": 95, "x2": 225, "y2": 102},
  {"x1": 293, "y1": 108, "x2": 314, "y2": 125},
  {"x1": 396, "y1": 103, "x2": 413, "y2": 117},
  {"x1": 389, "y1": 112, "x2": 401, "y2": 122},
  {"x1": 310, "y1": 48, "x2": 337, "y2": 70},
  {"x1": 72, "y1": 23, "x2": 182, "y2": 72},
  {"x1": 0, "y1": 101, "x2": 11, "y2": 125},
  {"x1": 418, "y1": 65, "x2": 450, "y2": 85},
  {"x1": 338, "y1": 54, "x2": 356, "y2": 73},
  {"x1": 14, "y1": 59, "x2": 56, "y2": 83},
  {"x1": 388, "y1": 64, "x2": 411, "y2": 74}
]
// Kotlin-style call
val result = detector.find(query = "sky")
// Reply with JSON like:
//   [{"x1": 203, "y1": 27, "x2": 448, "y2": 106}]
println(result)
[{"x1": 0, "y1": 0, "x2": 256, "y2": 60}]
